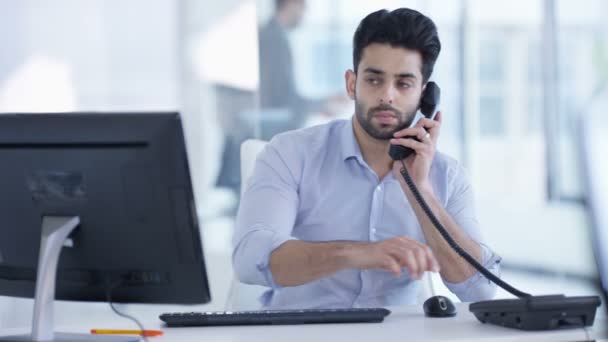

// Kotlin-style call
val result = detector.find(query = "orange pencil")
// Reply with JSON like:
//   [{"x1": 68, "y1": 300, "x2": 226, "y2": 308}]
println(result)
[{"x1": 91, "y1": 329, "x2": 163, "y2": 337}]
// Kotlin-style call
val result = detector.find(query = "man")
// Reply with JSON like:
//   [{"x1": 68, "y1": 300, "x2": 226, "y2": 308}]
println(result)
[
  {"x1": 216, "y1": 0, "x2": 341, "y2": 195},
  {"x1": 233, "y1": 8, "x2": 500, "y2": 309},
  {"x1": 258, "y1": 0, "x2": 343, "y2": 137}
]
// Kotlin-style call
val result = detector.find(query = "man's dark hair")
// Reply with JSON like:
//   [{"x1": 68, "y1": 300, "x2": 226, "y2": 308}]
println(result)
[
  {"x1": 275, "y1": 0, "x2": 287, "y2": 10},
  {"x1": 275, "y1": 0, "x2": 298, "y2": 11},
  {"x1": 353, "y1": 8, "x2": 441, "y2": 83}
]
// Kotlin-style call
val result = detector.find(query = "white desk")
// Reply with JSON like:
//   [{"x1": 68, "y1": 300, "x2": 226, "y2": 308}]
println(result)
[{"x1": 1, "y1": 303, "x2": 605, "y2": 342}]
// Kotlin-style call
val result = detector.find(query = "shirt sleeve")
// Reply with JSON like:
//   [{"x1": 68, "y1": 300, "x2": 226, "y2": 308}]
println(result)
[
  {"x1": 441, "y1": 163, "x2": 502, "y2": 302},
  {"x1": 232, "y1": 138, "x2": 300, "y2": 288}
]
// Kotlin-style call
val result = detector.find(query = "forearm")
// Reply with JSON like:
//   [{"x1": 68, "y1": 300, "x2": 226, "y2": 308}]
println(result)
[
  {"x1": 269, "y1": 240, "x2": 359, "y2": 287},
  {"x1": 403, "y1": 183, "x2": 481, "y2": 283}
]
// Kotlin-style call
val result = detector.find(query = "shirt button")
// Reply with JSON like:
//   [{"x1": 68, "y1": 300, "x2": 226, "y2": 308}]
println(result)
[
  {"x1": 371, "y1": 227, "x2": 377, "y2": 234},
  {"x1": 376, "y1": 186, "x2": 382, "y2": 192}
]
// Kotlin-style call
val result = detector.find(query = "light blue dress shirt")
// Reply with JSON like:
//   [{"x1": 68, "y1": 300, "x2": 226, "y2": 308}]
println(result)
[{"x1": 233, "y1": 118, "x2": 501, "y2": 309}]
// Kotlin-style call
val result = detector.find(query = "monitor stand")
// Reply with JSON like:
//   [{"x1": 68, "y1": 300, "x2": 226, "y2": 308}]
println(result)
[{"x1": 0, "y1": 216, "x2": 139, "y2": 342}]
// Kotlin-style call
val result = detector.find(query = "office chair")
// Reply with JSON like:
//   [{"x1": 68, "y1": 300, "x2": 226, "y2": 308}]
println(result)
[{"x1": 224, "y1": 139, "x2": 274, "y2": 311}]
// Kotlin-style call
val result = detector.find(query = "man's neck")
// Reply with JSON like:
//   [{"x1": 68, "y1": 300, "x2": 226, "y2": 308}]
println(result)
[
  {"x1": 275, "y1": 12, "x2": 291, "y2": 30},
  {"x1": 352, "y1": 117, "x2": 393, "y2": 179}
]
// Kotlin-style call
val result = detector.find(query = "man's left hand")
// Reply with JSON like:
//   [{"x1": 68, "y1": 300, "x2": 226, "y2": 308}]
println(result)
[{"x1": 390, "y1": 111, "x2": 442, "y2": 192}]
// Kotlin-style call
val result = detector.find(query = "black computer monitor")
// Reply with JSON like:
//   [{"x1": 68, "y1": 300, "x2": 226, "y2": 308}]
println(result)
[
  {"x1": 581, "y1": 94, "x2": 608, "y2": 309},
  {"x1": 0, "y1": 112, "x2": 210, "y2": 341}
]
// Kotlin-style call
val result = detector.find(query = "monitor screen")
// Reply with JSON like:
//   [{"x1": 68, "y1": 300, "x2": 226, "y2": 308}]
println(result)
[{"x1": 0, "y1": 112, "x2": 210, "y2": 305}]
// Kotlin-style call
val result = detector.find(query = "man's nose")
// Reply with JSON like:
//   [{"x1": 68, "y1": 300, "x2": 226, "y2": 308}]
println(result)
[{"x1": 379, "y1": 85, "x2": 396, "y2": 105}]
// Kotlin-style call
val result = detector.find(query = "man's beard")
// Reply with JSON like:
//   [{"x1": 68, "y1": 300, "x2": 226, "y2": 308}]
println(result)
[{"x1": 355, "y1": 98, "x2": 418, "y2": 140}]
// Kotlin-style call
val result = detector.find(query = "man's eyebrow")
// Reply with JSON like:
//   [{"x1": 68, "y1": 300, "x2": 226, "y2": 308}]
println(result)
[
  {"x1": 363, "y1": 67, "x2": 385, "y2": 75},
  {"x1": 363, "y1": 67, "x2": 418, "y2": 80},
  {"x1": 395, "y1": 72, "x2": 417, "y2": 79}
]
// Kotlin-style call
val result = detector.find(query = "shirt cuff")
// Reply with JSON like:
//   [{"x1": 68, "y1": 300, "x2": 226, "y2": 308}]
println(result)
[
  {"x1": 443, "y1": 243, "x2": 502, "y2": 302},
  {"x1": 233, "y1": 226, "x2": 297, "y2": 289},
  {"x1": 257, "y1": 233, "x2": 298, "y2": 290}
]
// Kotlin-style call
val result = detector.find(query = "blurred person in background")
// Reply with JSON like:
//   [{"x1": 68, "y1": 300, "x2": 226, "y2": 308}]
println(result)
[
  {"x1": 216, "y1": 0, "x2": 346, "y2": 199},
  {"x1": 257, "y1": 0, "x2": 347, "y2": 137}
]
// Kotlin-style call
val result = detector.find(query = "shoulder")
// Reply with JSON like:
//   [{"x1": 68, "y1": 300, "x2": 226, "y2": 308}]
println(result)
[
  {"x1": 267, "y1": 119, "x2": 347, "y2": 157},
  {"x1": 259, "y1": 20, "x2": 285, "y2": 43},
  {"x1": 430, "y1": 151, "x2": 471, "y2": 193},
  {"x1": 432, "y1": 151, "x2": 461, "y2": 176},
  {"x1": 259, "y1": 120, "x2": 345, "y2": 177}
]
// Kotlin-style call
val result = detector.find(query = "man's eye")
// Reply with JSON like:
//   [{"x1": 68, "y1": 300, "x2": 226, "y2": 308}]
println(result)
[
  {"x1": 367, "y1": 78, "x2": 380, "y2": 85},
  {"x1": 398, "y1": 82, "x2": 412, "y2": 88}
]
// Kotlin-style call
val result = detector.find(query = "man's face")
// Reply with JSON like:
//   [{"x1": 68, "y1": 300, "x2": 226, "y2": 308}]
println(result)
[
  {"x1": 347, "y1": 43, "x2": 424, "y2": 140},
  {"x1": 284, "y1": 0, "x2": 306, "y2": 29}
]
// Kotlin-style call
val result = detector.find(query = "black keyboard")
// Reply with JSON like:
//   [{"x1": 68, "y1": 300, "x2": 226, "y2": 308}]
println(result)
[{"x1": 159, "y1": 308, "x2": 391, "y2": 326}]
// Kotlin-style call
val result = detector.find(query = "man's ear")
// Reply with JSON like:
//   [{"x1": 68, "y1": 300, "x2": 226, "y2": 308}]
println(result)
[{"x1": 345, "y1": 69, "x2": 356, "y2": 100}]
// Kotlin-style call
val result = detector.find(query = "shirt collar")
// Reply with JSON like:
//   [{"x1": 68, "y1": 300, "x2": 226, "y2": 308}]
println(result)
[{"x1": 340, "y1": 117, "x2": 365, "y2": 163}]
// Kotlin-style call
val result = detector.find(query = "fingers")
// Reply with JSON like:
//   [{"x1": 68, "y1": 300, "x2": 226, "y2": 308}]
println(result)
[
  {"x1": 379, "y1": 256, "x2": 402, "y2": 277},
  {"x1": 393, "y1": 115, "x2": 441, "y2": 138},
  {"x1": 392, "y1": 127, "x2": 428, "y2": 143},
  {"x1": 410, "y1": 244, "x2": 439, "y2": 278},
  {"x1": 385, "y1": 247, "x2": 418, "y2": 279},
  {"x1": 435, "y1": 111, "x2": 443, "y2": 123},
  {"x1": 379, "y1": 237, "x2": 439, "y2": 279},
  {"x1": 389, "y1": 137, "x2": 433, "y2": 156},
  {"x1": 393, "y1": 126, "x2": 428, "y2": 139},
  {"x1": 392, "y1": 113, "x2": 442, "y2": 144},
  {"x1": 422, "y1": 244, "x2": 440, "y2": 273},
  {"x1": 419, "y1": 113, "x2": 442, "y2": 142},
  {"x1": 415, "y1": 117, "x2": 440, "y2": 129},
  {"x1": 404, "y1": 250, "x2": 421, "y2": 279}
]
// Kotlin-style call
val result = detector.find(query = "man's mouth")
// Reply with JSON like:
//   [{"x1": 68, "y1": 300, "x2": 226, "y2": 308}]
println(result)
[{"x1": 373, "y1": 111, "x2": 398, "y2": 125}]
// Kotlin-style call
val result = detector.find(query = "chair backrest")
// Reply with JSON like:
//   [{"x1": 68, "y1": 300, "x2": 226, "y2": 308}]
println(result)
[
  {"x1": 226, "y1": 139, "x2": 456, "y2": 309},
  {"x1": 240, "y1": 139, "x2": 268, "y2": 196},
  {"x1": 225, "y1": 139, "x2": 270, "y2": 311}
]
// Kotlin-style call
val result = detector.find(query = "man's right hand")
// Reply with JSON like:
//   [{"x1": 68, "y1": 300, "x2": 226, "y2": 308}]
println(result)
[
  {"x1": 269, "y1": 237, "x2": 440, "y2": 287},
  {"x1": 347, "y1": 236, "x2": 440, "y2": 279}
]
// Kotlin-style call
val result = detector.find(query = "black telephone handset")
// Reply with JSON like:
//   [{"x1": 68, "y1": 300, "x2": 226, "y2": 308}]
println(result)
[{"x1": 388, "y1": 81, "x2": 441, "y2": 160}]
